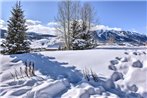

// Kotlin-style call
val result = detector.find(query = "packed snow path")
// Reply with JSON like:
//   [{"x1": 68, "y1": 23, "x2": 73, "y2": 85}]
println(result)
[{"x1": 0, "y1": 49, "x2": 147, "y2": 98}]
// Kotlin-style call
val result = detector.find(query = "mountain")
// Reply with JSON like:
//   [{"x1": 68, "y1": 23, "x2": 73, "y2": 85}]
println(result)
[
  {"x1": 27, "y1": 32, "x2": 56, "y2": 40},
  {"x1": 92, "y1": 30, "x2": 147, "y2": 46},
  {"x1": 0, "y1": 29, "x2": 56, "y2": 40},
  {"x1": 1, "y1": 28, "x2": 147, "y2": 46}
]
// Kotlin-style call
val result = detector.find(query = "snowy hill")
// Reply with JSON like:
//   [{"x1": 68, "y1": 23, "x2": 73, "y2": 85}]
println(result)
[
  {"x1": 93, "y1": 30, "x2": 147, "y2": 46},
  {"x1": 0, "y1": 29, "x2": 60, "y2": 49},
  {"x1": 0, "y1": 29, "x2": 56, "y2": 40}
]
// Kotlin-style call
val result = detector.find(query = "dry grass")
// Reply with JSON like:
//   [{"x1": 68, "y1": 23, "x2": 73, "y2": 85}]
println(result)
[
  {"x1": 83, "y1": 68, "x2": 99, "y2": 82},
  {"x1": 10, "y1": 61, "x2": 36, "y2": 81}
]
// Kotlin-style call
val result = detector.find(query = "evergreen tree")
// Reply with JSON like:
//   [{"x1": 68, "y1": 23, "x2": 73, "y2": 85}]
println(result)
[
  {"x1": 71, "y1": 20, "x2": 82, "y2": 50},
  {"x1": 71, "y1": 20, "x2": 96, "y2": 50},
  {"x1": 2, "y1": 1, "x2": 30, "y2": 54}
]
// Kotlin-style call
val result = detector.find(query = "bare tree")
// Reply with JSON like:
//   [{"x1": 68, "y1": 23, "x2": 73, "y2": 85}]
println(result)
[
  {"x1": 81, "y1": 2, "x2": 95, "y2": 30},
  {"x1": 72, "y1": 1, "x2": 81, "y2": 20},
  {"x1": 55, "y1": 0, "x2": 74, "y2": 50}
]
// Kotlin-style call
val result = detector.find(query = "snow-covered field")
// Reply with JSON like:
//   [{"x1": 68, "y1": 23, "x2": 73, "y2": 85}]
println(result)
[{"x1": 0, "y1": 49, "x2": 147, "y2": 98}]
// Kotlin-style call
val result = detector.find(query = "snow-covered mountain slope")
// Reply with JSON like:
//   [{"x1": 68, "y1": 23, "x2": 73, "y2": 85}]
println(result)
[
  {"x1": 0, "y1": 49, "x2": 147, "y2": 98},
  {"x1": 0, "y1": 29, "x2": 60, "y2": 49},
  {"x1": 29, "y1": 38, "x2": 61, "y2": 49},
  {"x1": 0, "y1": 29, "x2": 56, "y2": 40},
  {"x1": 1, "y1": 28, "x2": 147, "y2": 48},
  {"x1": 92, "y1": 30, "x2": 147, "y2": 46}
]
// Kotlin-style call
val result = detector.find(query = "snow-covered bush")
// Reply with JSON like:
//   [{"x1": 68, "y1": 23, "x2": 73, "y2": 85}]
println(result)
[{"x1": 72, "y1": 39, "x2": 87, "y2": 50}]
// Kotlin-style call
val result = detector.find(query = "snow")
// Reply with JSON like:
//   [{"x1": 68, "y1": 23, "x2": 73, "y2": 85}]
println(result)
[
  {"x1": 30, "y1": 37, "x2": 61, "y2": 49},
  {"x1": 39, "y1": 50, "x2": 127, "y2": 78},
  {"x1": 0, "y1": 49, "x2": 147, "y2": 98}
]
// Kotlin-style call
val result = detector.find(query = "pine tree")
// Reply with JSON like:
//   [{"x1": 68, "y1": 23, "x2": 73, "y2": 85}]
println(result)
[
  {"x1": 2, "y1": 1, "x2": 30, "y2": 54},
  {"x1": 71, "y1": 20, "x2": 96, "y2": 50},
  {"x1": 71, "y1": 20, "x2": 82, "y2": 50}
]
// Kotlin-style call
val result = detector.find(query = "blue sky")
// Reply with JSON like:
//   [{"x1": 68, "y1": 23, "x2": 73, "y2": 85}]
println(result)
[{"x1": 0, "y1": 0, "x2": 146, "y2": 34}]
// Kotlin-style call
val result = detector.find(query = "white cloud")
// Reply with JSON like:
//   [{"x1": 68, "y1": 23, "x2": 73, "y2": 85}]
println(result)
[
  {"x1": 0, "y1": 19, "x2": 7, "y2": 30},
  {"x1": 26, "y1": 19, "x2": 57, "y2": 35},
  {"x1": 27, "y1": 24, "x2": 57, "y2": 35},
  {"x1": 47, "y1": 22, "x2": 59, "y2": 27},
  {"x1": 0, "y1": 19, "x2": 57, "y2": 35},
  {"x1": 26, "y1": 19, "x2": 41, "y2": 26},
  {"x1": 1, "y1": 19, "x2": 124, "y2": 36},
  {"x1": 91, "y1": 24, "x2": 122, "y2": 31}
]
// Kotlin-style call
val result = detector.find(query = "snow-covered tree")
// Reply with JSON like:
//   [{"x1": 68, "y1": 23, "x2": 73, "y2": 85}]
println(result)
[
  {"x1": 2, "y1": 1, "x2": 30, "y2": 54},
  {"x1": 81, "y1": 2, "x2": 96, "y2": 30},
  {"x1": 71, "y1": 20, "x2": 96, "y2": 50},
  {"x1": 70, "y1": 20, "x2": 82, "y2": 50}
]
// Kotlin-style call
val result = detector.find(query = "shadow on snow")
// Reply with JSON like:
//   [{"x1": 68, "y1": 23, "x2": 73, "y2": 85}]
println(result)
[{"x1": 10, "y1": 53, "x2": 82, "y2": 83}]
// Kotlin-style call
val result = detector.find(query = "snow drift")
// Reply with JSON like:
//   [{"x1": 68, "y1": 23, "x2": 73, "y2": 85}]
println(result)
[{"x1": 0, "y1": 49, "x2": 147, "y2": 98}]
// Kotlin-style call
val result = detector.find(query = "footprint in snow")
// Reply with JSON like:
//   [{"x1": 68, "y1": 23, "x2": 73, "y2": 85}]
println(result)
[
  {"x1": 133, "y1": 52, "x2": 137, "y2": 55},
  {"x1": 127, "y1": 84, "x2": 138, "y2": 93},
  {"x1": 121, "y1": 57, "x2": 129, "y2": 62},
  {"x1": 110, "y1": 60, "x2": 119, "y2": 65},
  {"x1": 124, "y1": 52, "x2": 129, "y2": 55},
  {"x1": 111, "y1": 72, "x2": 124, "y2": 82},
  {"x1": 132, "y1": 60, "x2": 143, "y2": 68},
  {"x1": 115, "y1": 57, "x2": 122, "y2": 61},
  {"x1": 142, "y1": 51, "x2": 146, "y2": 55},
  {"x1": 108, "y1": 65, "x2": 117, "y2": 71}
]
